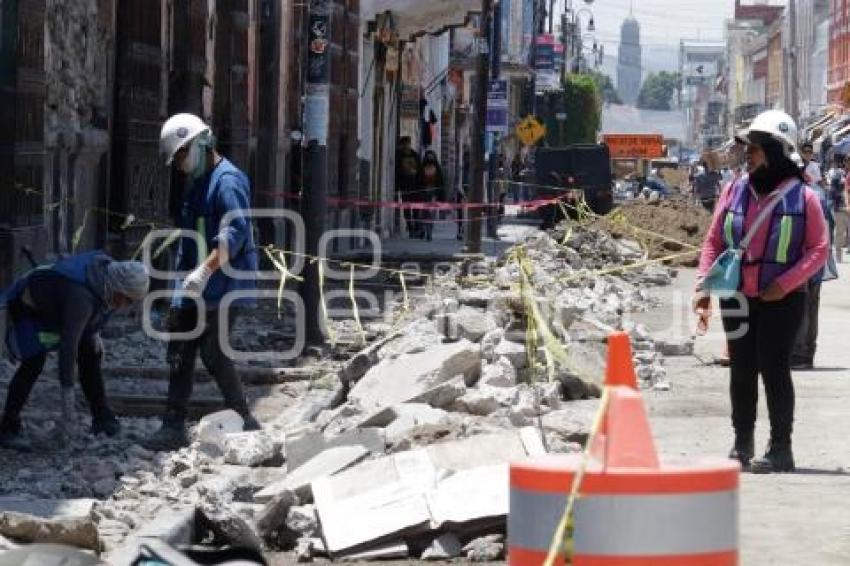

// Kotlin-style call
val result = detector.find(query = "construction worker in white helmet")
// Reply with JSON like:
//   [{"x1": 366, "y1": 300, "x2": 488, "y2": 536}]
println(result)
[
  {"x1": 143, "y1": 113, "x2": 261, "y2": 451},
  {"x1": 693, "y1": 109, "x2": 829, "y2": 473}
]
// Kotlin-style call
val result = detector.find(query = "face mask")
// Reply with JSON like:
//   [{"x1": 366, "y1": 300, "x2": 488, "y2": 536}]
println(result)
[{"x1": 179, "y1": 138, "x2": 208, "y2": 179}]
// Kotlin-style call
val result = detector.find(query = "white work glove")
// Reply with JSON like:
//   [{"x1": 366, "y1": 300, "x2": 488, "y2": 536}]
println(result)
[
  {"x1": 181, "y1": 264, "x2": 213, "y2": 298},
  {"x1": 57, "y1": 387, "x2": 77, "y2": 447}
]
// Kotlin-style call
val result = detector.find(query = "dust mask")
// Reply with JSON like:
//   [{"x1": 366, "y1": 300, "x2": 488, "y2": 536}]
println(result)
[{"x1": 179, "y1": 137, "x2": 208, "y2": 179}]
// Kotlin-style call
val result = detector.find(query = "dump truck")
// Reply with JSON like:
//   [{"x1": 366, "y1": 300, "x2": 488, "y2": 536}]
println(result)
[{"x1": 534, "y1": 144, "x2": 615, "y2": 228}]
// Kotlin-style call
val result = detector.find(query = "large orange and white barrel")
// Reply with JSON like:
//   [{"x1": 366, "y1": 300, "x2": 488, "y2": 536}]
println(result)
[
  {"x1": 508, "y1": 332, "x2": 740, "y2": 565},
  {"x1": 509, "y1": 455, "x2": 739, "y2": 565}
]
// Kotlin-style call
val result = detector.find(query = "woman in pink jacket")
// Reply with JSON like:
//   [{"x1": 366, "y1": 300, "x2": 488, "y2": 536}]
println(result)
[{"x1": 693, "y1": 110, "x2": 829, "y2": 473}]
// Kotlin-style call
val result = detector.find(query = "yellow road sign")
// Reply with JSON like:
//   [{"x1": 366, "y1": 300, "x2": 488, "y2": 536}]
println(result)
[{"x1": 516, "y1": 116, "x2": 546, "y2": 146}]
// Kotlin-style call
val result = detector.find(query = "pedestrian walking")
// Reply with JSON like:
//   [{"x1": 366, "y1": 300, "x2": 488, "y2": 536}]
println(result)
[
  {"x1": 417, "y1": 150, "x2": 446, "y2": 242},
  {"x1": 144, "y1": 113, "x2": 261, "y2": 451},
  {"x1": 395, "y1": 136, "x2": 421, "y2": 238},
  {"x1": 0, "y1": 253, "x2": 150, "y2": 449},
  {"x1": 693, "y1": 110, "x2": 829, "y2": 473},
  {"x1": 827, "y1": 158, "x2": 849, "y2": 261}
]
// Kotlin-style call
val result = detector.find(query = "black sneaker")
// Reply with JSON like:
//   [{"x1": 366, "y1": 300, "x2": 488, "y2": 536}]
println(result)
[
  {"x1": 91, "y1": 413, "x2": 121, "y2": 437},
  {"x1": 141, "y1": 422, "x2": 190, "y2": 451},
  {"x1": 728, "y1": 435, "x2": 754, "y2": 468},
  {"x1": 751, "y1": 442, "x2": 795, "y2": 474}
]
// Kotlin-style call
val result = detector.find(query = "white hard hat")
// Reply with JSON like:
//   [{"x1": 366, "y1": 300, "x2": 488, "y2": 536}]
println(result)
[
  {"x1": 696, "y1": 166, "x2": 706, "y2": 175},
  {"x1": 159, "y1": 113, "x2": 211, "y2": 166},
  {"x1": 735, "y1": 110, "x2": 798, "y2": 156},
  {"x1": 790, "y1": 152, "x2": 804, "y2": 169}
]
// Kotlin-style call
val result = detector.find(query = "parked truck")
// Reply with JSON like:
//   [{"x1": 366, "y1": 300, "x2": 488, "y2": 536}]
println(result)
[{"x1": 534, "y1": 143, "x2": 615, "y2": 228}]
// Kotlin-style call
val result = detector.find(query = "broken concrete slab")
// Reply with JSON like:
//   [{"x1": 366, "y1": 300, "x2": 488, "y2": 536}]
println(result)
[
  {"x1": 285, "y1": 426, "x2": 385, "y2": 471},
  {"x1": 426, "y1": 464, "x2": 509, "y2": 525},
  {"x1": 253, "y1": 445, "x2": 369, "y2": 503},
  {"x1": 421, "y1": 532, "x2": 462, "y2": 560},
  {"x1": 222, "y1": 431, "x2": 278, "y2": 467},
  {"x1": 315, "y1": 480, "x2": 432, "y2": 554},
  {"x1": 349, "y1": 340, "x2": 481, "y2": 412},
  {"x1": 0, "y1": 511, "x2": 99, "y2": 550},
  {"x1": 494, "y1": 339, "x2": 528, "y2": 369},
  {"x1": 286, "y1": 505, "x2": 319, "y2": 538},
  {"x1": 196, "y1": 410, "x2": 245, "y2": 456},
  {"x1": 426, "y1": 429, "x2": 531, "y2": 471},
  {"x1": 455, "y1": 389, "x2": 502, "y2": 416}
]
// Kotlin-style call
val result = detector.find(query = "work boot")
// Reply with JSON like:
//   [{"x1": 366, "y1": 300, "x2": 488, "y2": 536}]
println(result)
[
  {"x1": 0, "y1": 416, "x2": 30, "y2": 451},
  {"x1": 750, "y1": 441, "x2": 795, "y2": 474},
  {"x1": 142, "y1": 418, "x2": 190, "y2": 452},
  {"x1": 728, "y1": 433, "x2": 754, "y2": 468},
  {"x1": 240, "y1": 412, "x2": 262, "y2": 432},
  {"x1": 91, "y1": 411, "x2": 121, "y2": 437}
]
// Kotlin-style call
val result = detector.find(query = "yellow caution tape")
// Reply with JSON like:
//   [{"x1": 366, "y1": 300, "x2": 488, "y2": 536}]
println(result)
[
  {"x1": 350, "y1": 265, "x2": 366, "y2": 345},
  {"x1": 317, "y1": 259, "x2": 336, "y2": 347},
  {"x1": 543, "y1": 385, "x2": 613, "y2": 566}
]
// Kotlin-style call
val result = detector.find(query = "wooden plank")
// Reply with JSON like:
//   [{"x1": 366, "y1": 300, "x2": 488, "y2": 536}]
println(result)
[{"x1": 109, "y1": 394, "x2": 223, "y2": 419}]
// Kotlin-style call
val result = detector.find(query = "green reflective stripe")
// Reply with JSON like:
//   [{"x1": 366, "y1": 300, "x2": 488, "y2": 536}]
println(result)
[
  {"x1": 37, "y1": 332, "x2": 60, "y2": 348},
  {"x1": 723, "y1": 212, "x2": 735, "y2": 248},
  {"x1": 196, "y1": 217, "x2": 208, "y2": 259},
  {"x1": 776, "y1": 215, "x2": 793, "y2": 264}
]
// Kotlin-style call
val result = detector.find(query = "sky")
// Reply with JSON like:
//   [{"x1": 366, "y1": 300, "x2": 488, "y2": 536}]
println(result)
[{"x1": 553, "y1": 0, "x2": 741, "y2": 76}]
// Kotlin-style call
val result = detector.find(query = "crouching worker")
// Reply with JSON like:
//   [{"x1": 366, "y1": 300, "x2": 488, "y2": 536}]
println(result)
[
  {"x1": 0, "y1": 252, "x2": 150, "y2": 449},
  {"x1": 143, "y1": 113, "x2": 261, "y2": 452}
]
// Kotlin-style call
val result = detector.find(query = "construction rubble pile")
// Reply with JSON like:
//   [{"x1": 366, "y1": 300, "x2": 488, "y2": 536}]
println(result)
[
  {"x1": 591, "y1": 197, "x2": 712, "y2": 267},
  {"x1": 0, "y1": 223, "x2": 697, "y2": 562}
]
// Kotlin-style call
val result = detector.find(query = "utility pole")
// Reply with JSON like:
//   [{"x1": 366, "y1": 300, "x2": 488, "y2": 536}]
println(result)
[
  {"x1": 788, "y1": 0, "x2": 799, "y2": 123},
  {"x1": 301, "y1": 0, "x2": 332, "y2": 345},
  {"x1": 466, "y1": 0, "x2": 493, "y2": 254}
]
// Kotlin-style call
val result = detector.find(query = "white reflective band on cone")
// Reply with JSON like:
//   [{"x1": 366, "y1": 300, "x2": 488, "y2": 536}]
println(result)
[{"x1": 509, "y1": 488, "x2": 737, "y2": 557}]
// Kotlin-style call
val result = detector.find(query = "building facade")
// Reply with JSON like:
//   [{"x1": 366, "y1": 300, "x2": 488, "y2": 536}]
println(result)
[{"x1": 828, "y1": 0, "x2": 850, "y2": 105}]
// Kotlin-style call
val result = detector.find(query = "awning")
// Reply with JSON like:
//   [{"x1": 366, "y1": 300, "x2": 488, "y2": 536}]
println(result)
[
  {"x1": 804, "y1": 112, "x2": 837, "y2": 141},
  {"x1": 832, "y1": 122, "x2": 850, "y2": 144},
  {"x1": 362, "y1": 0, "x2": 481, "y2": 41}
]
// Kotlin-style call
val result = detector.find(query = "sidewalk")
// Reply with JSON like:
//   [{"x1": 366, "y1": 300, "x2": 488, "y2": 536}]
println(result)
[{"x1": 337, "y1": 208, "x2": 540, "y2": 262}]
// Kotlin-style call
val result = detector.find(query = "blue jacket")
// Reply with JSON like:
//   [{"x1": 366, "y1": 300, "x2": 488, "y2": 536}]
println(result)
[{"x1": 175, "y1": 158, "x2": 258, "y2": 309}]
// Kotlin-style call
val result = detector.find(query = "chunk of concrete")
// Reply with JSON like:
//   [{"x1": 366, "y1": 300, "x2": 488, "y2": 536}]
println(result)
[
  {"x1": 494, "y1": 339, "x2": 528, "y2": 369},
  {"x1": 285, "y1": 427, "x2": 385, "y2": 471},
  {"x1": 0, "y1": 511, "x2": 99, "y2": 550},
  {"x1": 349, "y1": 340, "x2": 481, "y2": 412},
  {"x1": 463, "y1": 534, "x2": 505, "y2": 561},
  {"x1": 455, "y1": 307, "x2": 498, "y2": 342},
  {"x1": 197, "y1": 499, "x2": 263, "y2": 554},
  {"x1": 286, "y1": 505, "x2": 319, "y2": 538},
  {"x1": 0, "y1": 533, "x2": 18, "y2": 550},
  {"x1": 455, "y1": 389, "x2": 502, "y2": 416},
  {"x1": 421, "y1": 532, "x2": 462, "y2": 560},
  {"x1": 253, "y1": 445, "x2": 369, "y2": 503},
  {"x1": 256, "y1": 490, "x2": 298, "y2": 540},
  {"x1": 0, "y1": 498, "x2": 96, "y2": 520},
  {"x1": 196, "y1": 410, "x2": 244, "y2": 455},
  {"x1": 407, "y1": 377, "x2": 468, "y2": 409},
  {"x1": 384, "y1": 405, "x2": 451, "y2": 445},
  {"x1": 479, "y1": 357, "x2": 517, "y2": 388},
  {"x1": 223, "y1": 431, "x2": 278, "y2": 467}
]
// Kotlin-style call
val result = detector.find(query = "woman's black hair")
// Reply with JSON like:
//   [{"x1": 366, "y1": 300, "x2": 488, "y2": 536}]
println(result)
[{"x1": 748, "y1": 131, "x2": 805, "y2": 183}]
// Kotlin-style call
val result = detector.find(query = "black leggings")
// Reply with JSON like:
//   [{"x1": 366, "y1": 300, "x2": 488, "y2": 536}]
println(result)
[
  {"x1": 2, "y1": 337, "x2": 108, "y2": 427},
  {"x1": 721, "y1": 292, "x2": 806, "y2": 444}
]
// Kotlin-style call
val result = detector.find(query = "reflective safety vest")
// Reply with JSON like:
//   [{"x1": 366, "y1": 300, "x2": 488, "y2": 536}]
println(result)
[
  {"x1": 722, "y1": 176, "x2": 807, "y2": 293},
  {"x1": 1, "y1": 251, "x2": 112, "y2": 361}
]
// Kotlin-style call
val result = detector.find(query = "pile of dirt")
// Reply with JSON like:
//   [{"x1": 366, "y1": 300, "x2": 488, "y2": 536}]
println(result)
[{"x1": 592, "y1": 198, "x2": 713, "y2": 267}]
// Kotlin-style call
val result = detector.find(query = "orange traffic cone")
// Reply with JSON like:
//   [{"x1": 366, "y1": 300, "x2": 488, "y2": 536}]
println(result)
[
  {"x1": 591, "y1": 332, "x2": 660, "y2": 468},
  {"x1": 605, "y1": 331, "x2": 638, "y2": 389}
]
